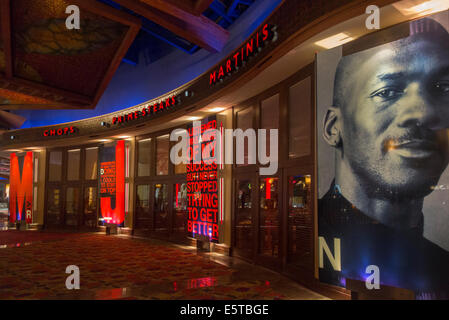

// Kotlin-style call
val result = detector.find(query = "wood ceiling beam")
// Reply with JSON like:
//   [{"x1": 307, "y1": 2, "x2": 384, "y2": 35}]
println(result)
[
  {"x1": 156, "y1": 0, "x2": 214, "y2": 16},
  {"x1": 72, "y1": 0, "x2": 142, "y2": 28},
  {"x1": 71, "y1": 0, "x2": 141, "y2": 108},
  {"x1": 114, "y1": 0, "x2": 229, "y2": 52},
  {"x1": 10, "y1": 76, "x2": 93, "y2": 104},
  {"x1": 0, "y1": 110, "x2": 25, "y2": 128},
  {"x1": 0, "y1": 0, "x2": 13, "y2": 78},
  {"x1": 192, "y1": 0, "x2": 214, "y2": 15}
]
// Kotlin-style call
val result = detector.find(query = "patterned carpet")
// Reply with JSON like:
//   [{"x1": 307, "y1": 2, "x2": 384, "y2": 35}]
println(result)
[
  {"x1": 0, "y1": 231, "x2": 286, "y2": 300},
  {"x1": 0, "y1": 230, "x2": 81, "y2": 246}
]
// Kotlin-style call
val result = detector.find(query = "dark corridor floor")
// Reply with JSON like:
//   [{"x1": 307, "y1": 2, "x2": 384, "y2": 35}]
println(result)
[{"x1": 0, "y1": 230, "x2": 328, "y2": 300}]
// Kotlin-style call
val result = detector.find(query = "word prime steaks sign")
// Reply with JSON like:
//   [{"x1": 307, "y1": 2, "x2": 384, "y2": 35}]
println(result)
[{"x1": 186, "y1": 116, "x2": 219, "y2": 242}]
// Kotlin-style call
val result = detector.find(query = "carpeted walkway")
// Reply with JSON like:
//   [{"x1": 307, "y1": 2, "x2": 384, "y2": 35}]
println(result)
[
  {"x1": 0, "y1": 230, "x2": 82, "y2": 246},
  {"x1": 0, "y1": 231, "x2": 297, "y2": 300}
]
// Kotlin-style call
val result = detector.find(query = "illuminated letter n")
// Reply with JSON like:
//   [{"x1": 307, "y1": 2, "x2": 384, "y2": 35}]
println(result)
[{"x1": 319, "y1": 236, "x2": 341, "y2": 271}]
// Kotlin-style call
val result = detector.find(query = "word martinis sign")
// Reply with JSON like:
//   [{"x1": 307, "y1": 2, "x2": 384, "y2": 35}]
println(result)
[
  {"x1": 209, "y1": 23, "x2": 275, "y2": 85},
  {"x1": 186, "y1": 116, "x2": 219, "y2": 242}
]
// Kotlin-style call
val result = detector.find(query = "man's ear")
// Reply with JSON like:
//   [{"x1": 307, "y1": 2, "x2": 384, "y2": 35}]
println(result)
[{"x1": 323, "y1": 107, "x2": 342, "y2": 148}]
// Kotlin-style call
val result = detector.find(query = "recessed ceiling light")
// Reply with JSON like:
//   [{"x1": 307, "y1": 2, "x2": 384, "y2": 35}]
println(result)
[
  {"x1": 393, "y1": 0, "x2": 449, "y2": 15},
  {"x1": 315, "y1": 33, "x2": 354, "y2": 49},
  {"x1": 208, "y1": 107, "x2": 225, "y2": 113}
]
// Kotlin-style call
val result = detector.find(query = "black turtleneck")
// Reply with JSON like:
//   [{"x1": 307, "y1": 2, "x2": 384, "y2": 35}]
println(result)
[{"x1": 318, "y1": 181, "x2": 449, "y2": 299}]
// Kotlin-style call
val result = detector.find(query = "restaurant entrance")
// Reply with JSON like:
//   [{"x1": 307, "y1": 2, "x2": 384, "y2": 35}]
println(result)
[
  {"x1": 233, "y1": 171, "x2": 257, "y2": 261},
  {"x1": 282, "y1": 165, "x2": 315, "y2": 286},
  {"x1": 44, "y1": 146, "x2": 99, "y2": 230},
  {"x1": 231, "y1": 63, "x2": 316, "y2": 284},
  {"x1": 134, "y1": 132, "x2": 190, "y2": 243},
  {"x1": 232, "y1": 166, "x2": 315, "y2": 278}
]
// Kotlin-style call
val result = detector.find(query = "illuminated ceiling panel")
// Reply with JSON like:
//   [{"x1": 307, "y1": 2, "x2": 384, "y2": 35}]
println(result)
[{"x1": 0, "y1": 0, "x2": 141, "y2": 111}]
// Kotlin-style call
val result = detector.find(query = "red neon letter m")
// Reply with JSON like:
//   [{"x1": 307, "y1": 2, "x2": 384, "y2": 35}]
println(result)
[
  {"x1": 9, "y1": 152, "x2": 33, "y2": 223},
  {"x1": 210, "y1": 71, "x2": 217, "y2": 85}
]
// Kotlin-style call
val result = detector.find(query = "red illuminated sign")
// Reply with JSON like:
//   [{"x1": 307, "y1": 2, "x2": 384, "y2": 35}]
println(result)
[
  {"x1": 99, "y1": 140, "x2": 125, "y2": 225},
  {"x1": 43, "y1": 126, "x2": 76, "y2": 137},
  {"x1": 9, "y1": 152, "x2": 33, "y2": 224},
  {"x1": 186, "y1": 117, "x2": 219, "y2": 242},
  {"x1": 209, "y1": 23, "x2": 274, "y2": 85},
  {"x1": 112, "y1": 95, "x2": 180, "y2": 125}
]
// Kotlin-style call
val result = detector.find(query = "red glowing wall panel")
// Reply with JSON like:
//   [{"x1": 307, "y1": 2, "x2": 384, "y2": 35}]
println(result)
[
  {"x1": 186, "y1": 116, "x2": 219, "y2": 242},
  {"x1": 9, "y1": 152, "x2": 33, "y2": 223},
  {"x1": 99, "y1": 140, "x2": 125, "y2": 225}
]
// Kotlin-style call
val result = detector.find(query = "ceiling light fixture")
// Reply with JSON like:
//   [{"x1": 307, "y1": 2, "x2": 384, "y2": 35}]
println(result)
[
  {"x1": 393, "y1": 0, "x2": 449, "y2": 15},
  {"x1": 315, "y1": 33, "x2": 354, "y2": 49},
  {"x1": 208, "y1": 107, "x2": 225, "y2": 113}
]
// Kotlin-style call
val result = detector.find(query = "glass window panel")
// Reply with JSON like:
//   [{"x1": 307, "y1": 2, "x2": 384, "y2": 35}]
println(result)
[
  {"x1": 287, "y1": 175, "x2": 313, "y2": 269},
  {"x1": 67, "y1": 149, "x2": 80, "y2": 181},
  {"x1": 84, "y1": 187, "x2": 97, "y2": 228},
  {"x1": 171, "y1": 130, "x2": 187, "y2": 174},
  {"x1": 125, "y1": 183, "x2": 129, "y2": 214},
  {"x1": 154, "y1": 184, "x2": 169, "y2": 233},
  {"x1": 156, "y1": 135, "x2": 169, "y2": 175},
  {"x1": 34, "y1": 157, "x2": 38, "y2": 183},
  {"x1": 175, "y1": 162, "x2": 187, "y2": 174},
  {"x1": 259, "y1": 177, "x2": 280, "y2": 257},
  {"x1": 173, "y1": 183, "x2": 188, "y2": 233},
  {"x1": 261, "y1": 94, "x2": 279, "y2": 158},
  {"x1": 33, "y1": 186, "x2": 37, "y2": 212},
  {"x1": 85, "y1": 147, "x2": 98, "y2": 180},
  {"x1": 137, "y1": 138, "x2": 151, "y2": 176},
  {"x1": 174, "y1": 147, "x2": 187, "y2": 174},
  {"x1": 289, "y1": 77, "x2": 311, "y2": 158},
  {"x1": 236, "y1": 107, "x2": 253, "y2": 166},
  {"x1": 125, "y1": 142, "x2": 130, "y2": 178},
  {"x1": 136, "y1": 185, "x2": 150, "y2": 229},
  {"x1": 65, "y1": 187, "x2": 80, "y2": 226},
  {"x1": 48, "y1": 151, "x2": 62, "y2": 181},
  {"x1": 46, "y1": 188, "x2": 60, "y2": 225},
  {"x1": 0, "y1": 184, "x2": 7, "y2": 218},
  {"x1": 235, "y1": 180, "x2": 252, "y2": 253}
]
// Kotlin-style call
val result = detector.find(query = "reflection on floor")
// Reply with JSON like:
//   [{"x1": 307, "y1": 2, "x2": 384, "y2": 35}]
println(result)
[
  {"x1": 0, "y1": 215, "x2": 8, "y2": 231},
  {"x1": 0, "y1": 231, "x2": 328, "y2": 300}
]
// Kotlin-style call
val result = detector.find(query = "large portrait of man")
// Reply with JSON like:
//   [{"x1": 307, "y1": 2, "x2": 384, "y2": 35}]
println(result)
[{"x1": 316, "y1": 11, "x2": 449, "y2": 299}]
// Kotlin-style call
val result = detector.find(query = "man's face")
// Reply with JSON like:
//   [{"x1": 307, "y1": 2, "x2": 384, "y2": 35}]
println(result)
[{"x1": 338, "y1": 37, "x2": 449, "y2": 198}]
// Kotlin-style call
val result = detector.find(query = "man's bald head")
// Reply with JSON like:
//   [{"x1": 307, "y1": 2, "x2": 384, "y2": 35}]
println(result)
[
  {"x1": 324, "y1": 16, "x2": 449, "y2": 200},
  {"x1": 332, "y1": 18, "x2": 449, "y2": 110}
]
